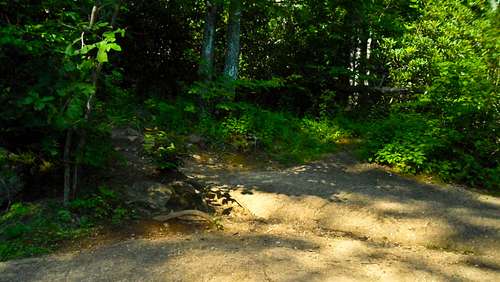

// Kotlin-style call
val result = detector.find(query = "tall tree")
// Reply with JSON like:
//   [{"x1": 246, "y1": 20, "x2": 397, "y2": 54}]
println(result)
[
  {"x1": 223, "y1": 0, "x2": 241, "y2": 80},
  {"x1": 199, "y1": 0, "x2": 219, "y2": 81}
]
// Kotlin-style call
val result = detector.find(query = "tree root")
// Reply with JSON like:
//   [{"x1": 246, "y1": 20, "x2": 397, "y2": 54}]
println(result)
[{"x1": 153, "y1": 210, "x2": 213, "y2": 222}]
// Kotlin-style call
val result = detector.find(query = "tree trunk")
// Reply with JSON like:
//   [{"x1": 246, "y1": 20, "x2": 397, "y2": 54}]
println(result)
[
  {"x1": 199, "y1": 0, "x2": 218, "y2": 81},
  {"x1": 71, "y1": 4, "x2": 100, "y2": 198},
  {"x1": 359, "y1": 35, "x2": 368, "y2": 86},
  {"x1": 63, "y1": 129, "x2": 73, "y2": 206},
  {"x1": 223, "y1": 0, "x2": 241, "y2": 80}
]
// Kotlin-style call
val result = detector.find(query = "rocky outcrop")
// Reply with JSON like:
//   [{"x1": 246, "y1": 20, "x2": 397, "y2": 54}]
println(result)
[
  {"x1": 124, "y1": 180, "x2": 209, "y2": 214},
  {"x1": 125, "y1": 181, "x2": 174, "y2": 212}
]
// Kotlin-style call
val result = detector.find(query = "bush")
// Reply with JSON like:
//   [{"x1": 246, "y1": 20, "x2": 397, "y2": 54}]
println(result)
[
  {"x1": 377, "y1": 0, "x2": 499, "y2": 190},
  {"x1": 0, "y1": 186, "x2": 132, "y2": 261},
  {"x1": 143, "y1": 129, "x2": 183, "y2": 170},
  {"x1": 351, "y1": 112, "x2": 499, "y2": 190},
  {"x1": 198, "y1": 102, "x2": 349, "y2": 163}
]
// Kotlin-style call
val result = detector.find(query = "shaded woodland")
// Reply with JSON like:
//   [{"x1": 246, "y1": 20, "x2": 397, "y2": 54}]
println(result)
[{"x1": 0, "y1": 0, "x2": 498, "y2": 261}]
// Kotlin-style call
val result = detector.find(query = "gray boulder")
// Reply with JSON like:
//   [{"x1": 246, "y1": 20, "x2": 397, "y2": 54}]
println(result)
[{"x1": 125, "y1": 181, "x2": 174, "y2": 212}]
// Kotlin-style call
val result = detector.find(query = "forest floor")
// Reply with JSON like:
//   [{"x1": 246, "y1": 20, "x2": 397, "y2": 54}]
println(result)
[{"x1": 1, "y1": 149, "x2": 500, "y2": 281}]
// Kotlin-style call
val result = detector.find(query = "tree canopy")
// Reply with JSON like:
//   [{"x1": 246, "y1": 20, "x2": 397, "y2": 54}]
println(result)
[{"x1": 0, "y1": 0, "x2": 498, "y2": 206}]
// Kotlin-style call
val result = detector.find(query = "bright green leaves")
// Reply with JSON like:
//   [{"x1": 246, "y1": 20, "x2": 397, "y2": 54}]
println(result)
[
  {"x1": 143, "y1": 129, "x2": 182, "y2": 170},
  {"x1": 77, "y1": 44, "x2": 96, "y2": 56},
  {"x1": 103, "y1": 28, "x2": 125, "y2": 40},
  {"x1": 70, "y1": 28, "x2": 124, "y2": 63},
  {"x1": 95, "y1": 29, "x2": 124, "y2": 63},
  {"x1": 375, "y1": 0, "x2": 499, "y2": 188},
  {"x1": 47, "y1": 26, "x2": 125, "y2": 129},
  {"x1": 108, "y1": 43, "x2": 122, "y2": 51},
  {"x1": 96, "y1": 44, "x2": 109, "y2": 63},
  {"x1": 96, "y1": 41, "x2": 121, "y2": 63}
]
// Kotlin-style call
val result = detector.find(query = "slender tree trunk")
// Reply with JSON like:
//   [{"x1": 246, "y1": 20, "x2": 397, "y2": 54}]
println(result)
[
  {"x1": 63, "y1": 129, "x2": 73, "y2": 206},
  {"x1": 223, "y1": 0, "x2": 241, "y2": 80},
  {"x1": 199, "y1": 0, "x2": 218, "y2": 81},
  {"x1": 359, "y1": 35, "x2": 368, "y2": 86},
  {"x1": 70, "y1": 4, "x2": 100, "y2": 199},
  {"x1": 357, "y1": 32, "x2": 370, "y2": 107},
  {"x1": 73, "y1": 0, "x2": 121, "y2": 197},
  {"x1": 365, "y1": 36, "x2": 372, "y2": 86}
]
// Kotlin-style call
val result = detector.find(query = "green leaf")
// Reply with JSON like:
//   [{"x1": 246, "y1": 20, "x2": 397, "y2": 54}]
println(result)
[
  {"x1": 78, "y1": 44, "x2": 96, "y2": 55},
  {"x1": 103, "y1": 31, "x2": 116, "y2": 41},
  {"x1": 108, "y1": 43, "x2": 121, "y2": 51},
  {"x1": 97, "y1": 47, "x2": 108, "y2": 63},
  {"x1": 21, "y1": 96, "x2": 34, "y2": 105},
  {"x1": 65, "y1": 45, "x2": 75, "y2": 56}
]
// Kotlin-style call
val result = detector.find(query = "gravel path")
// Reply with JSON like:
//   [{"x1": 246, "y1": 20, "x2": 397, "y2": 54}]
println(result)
[{"x1": 1, "y1": 151, "x2": 499, "y2": 281}]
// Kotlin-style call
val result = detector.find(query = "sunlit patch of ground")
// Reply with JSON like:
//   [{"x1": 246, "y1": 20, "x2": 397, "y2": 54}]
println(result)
[{"x1": 2, "y1": 149, "x2": 499, "y2": 281}]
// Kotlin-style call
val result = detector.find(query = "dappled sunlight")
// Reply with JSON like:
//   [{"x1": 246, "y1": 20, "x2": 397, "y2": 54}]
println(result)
[
  {"x1": 475, "y1": 195, "x2": 500, "y2": 209},
  {"x1": 4, "y1": 148, "x2": 496, "y2": 280},
  {"x1": 2, "y1": 207, "x2": 500, "y2": 281},
  {"x1": 2, "y1": 0, "x2": 497, "y2": 280},
  {"x1": 370, "y1": 200, "x2": 420, "y2": 213},
  {"x1": 344, "y1": 163, "x2": 380, "y2": 174},
  {"x1": 182, "y1": 151, "x2": 500, "y2": 259}
]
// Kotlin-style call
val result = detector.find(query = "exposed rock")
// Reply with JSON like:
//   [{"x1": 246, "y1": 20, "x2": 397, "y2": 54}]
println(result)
[
  {"x1": 168, "y1": 181, "x2": 207, "y2": 210},
  {"x1": 111, "y1": 127, "x2": 141, "y2": 142},
  {"x1": 125, "y1": 181, "x2": 174, "y2": 212},
  {"x1": 124, "y1": 180, "x2": 210, "y2": 214},
  {"x1": 127, "y1": 136, "x2": 139, "y2": 142}
]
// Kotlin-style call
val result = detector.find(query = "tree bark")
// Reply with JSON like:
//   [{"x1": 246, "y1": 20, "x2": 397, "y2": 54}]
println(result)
[
  {"x1": 359, "y1": 34, "x2": 368, "y2": 86},
  {"x1": 199, "y1": 0, "x2": 218, "y2": 81},
  {"x1": 223, "y1": 0, "x2": 241, "y2": 80},
  {"x1": 71, "y1": 4, "x2": 100, "y2": 198},
  {"x1": 63, "y1": 129, "x2": 73, "y2": 206}
]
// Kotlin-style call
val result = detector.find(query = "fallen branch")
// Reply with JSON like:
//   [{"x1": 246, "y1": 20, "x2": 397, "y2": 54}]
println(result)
[{"x1": 153, "y1": 210, "x2": 213, "y2": 222}]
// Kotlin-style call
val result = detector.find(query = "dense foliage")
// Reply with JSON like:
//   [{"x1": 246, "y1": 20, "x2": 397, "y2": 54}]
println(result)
[
  {"x1": 0, "y1": 0, "x2": 498, "y2": 260},
  {"x1": 0, "y1": 186, "x2": 130, "y2": 261},
  {"x1": 378, "y1": 0, "x2": 499, "y2": 188}
]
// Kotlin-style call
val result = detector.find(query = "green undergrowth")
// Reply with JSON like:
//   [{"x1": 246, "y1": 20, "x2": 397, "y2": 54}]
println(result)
[
  {"x1": 344, "y1": 113, "x2": 499, "y2": 191},
  {"x1": 145, "y1": 95, "x2": 498, "y2": 190},
  {"x1": 146, "y1": 98, "x2": 352, "y2": 165},
  {"x1": 0, "y1": 186, "x2": 133, "y2": 261}
]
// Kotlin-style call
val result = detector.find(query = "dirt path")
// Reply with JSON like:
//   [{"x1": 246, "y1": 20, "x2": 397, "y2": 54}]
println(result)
[{"x1": 1, "y1": 151, "x2": 500, "y2": 281}]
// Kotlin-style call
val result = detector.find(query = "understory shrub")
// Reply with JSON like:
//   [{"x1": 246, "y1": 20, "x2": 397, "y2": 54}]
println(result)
[
  {"x1": 143, "y1": 129, "x2": 183, "y2": 170},
  {"x1": 351, "y1": 112, "x2": 499, "y2": 190},
  {"x1": 0, "y1": 186, "x2": 132, "y2": 261}
]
